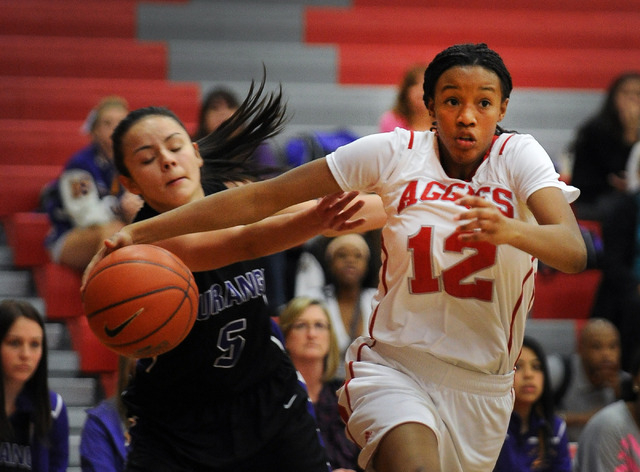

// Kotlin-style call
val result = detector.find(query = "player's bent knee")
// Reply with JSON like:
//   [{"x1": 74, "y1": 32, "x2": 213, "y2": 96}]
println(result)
[{"x1": 373, "y1": 422, "x2": 441, "y2": 472}]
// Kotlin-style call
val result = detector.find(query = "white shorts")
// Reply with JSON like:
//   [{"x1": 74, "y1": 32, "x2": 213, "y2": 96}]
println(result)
[{"x1": 337, "y1": 338, "x2": 515, "y2": 472}]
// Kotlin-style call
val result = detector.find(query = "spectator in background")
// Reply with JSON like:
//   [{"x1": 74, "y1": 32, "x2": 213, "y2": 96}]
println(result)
[
  {"x1": 591, "y1": 139, "x2": 640, "y2": 371},
  {"x1": 295, "y1": 234, "x2": 377, "y2": 375},
  {"x1": 0, "y1": 299, "x2": 69, "y2": 471},
  {"x1": 494, "y1": 336, "x2": 571, "y2": 472},
  {"x1": 378, "y1": 64, "x2": 432, "y2": 133},
  {"x1": 193, "y1": 86, "x2": 279, "y2": 169},
  {"x1": 573, "y1": 348, "x2": 640, "y2": 471},
  {"x1": 80, "y1": 356, "x2": 136, "y2": 472},
  {"x1": 569, "y1": 72, "x2": 640, "y2": 221},
  {"x1": 552, "y1": 318, "x2": 631, "y2": 442},
  {"x1": 42, "y1": 96, "x2": 142, "y2": 272},
  {"x1": 280, "y1": 297, "x2": 362, "y2": 472},
  {"x1": 192, "y1": 87, "x2": 240, "y2": 140}
]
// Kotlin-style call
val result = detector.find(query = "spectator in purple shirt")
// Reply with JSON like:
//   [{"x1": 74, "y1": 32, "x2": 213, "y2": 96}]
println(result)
[
  {"x1": 494, "y1": 336, "x2": 572, "y2": 472},
  {"x1": 279, "y1": 297, "x2": 362, "y2": 472}
]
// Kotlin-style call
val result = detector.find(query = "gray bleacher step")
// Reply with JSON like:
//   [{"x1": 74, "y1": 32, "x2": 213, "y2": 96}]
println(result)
[
  {"x1": 0, "y1": 269, "x2": 33, "y2": 297},
  {"x1": 0, "y1": 246, "x2": 13, "y2": 268},
  {"x1": 69, "y1": 433, "x2": 80, "y2": 468},
  {"x1": 139, "y1": 2, "x2": 305, "y2": 42},
  {"x1": 68, "y1": 406, "x2": 88, "y2": 435},
  {"x1": 45, "y1": 321, "x2": 72, "y2": 350},
  {"x1": 168, "y1": 39, "x2": 337, "y2": 84},
  {"x1": 48, "y1": 350, "x2": 80, "y2": 376},
  {"x1": 49, "y1": 377, "x2": 98, "y2": 407}
]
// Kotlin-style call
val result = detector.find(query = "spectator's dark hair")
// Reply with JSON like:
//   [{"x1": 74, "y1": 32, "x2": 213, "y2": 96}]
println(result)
[
  {"x1": 423, "y1": 43, "x2": 513, "y2": 135},
  {"x1": 0, "y1": 300, "x2": 51, "y2": 442},
  {"x1": 193, "y1": 87, "x2": 241, "y2": 140},
  {"x1": 572, "y1": 71, "x2": 640, "y2": 150},
  {"x1": 112, "y1": 72, "x2": 288, "y2": 185},
  {"x1": 521, "y1": 336, "x2": 556, "y2": 468}
]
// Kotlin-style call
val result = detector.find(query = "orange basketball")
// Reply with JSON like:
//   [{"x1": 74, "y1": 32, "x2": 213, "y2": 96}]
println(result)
[{"x1": 82, "y1": 244, "x2": 199, "y2": 358}]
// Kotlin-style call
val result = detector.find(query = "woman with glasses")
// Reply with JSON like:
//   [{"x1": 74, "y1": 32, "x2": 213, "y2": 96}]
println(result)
[{"x1": 280, "y1": 297, "x2": 362, "y2": 472}]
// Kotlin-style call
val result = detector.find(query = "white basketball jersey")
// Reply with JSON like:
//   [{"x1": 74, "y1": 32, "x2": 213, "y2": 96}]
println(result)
[{"x1": 326, "y1": 128, "x2": 579, "y2": 375}]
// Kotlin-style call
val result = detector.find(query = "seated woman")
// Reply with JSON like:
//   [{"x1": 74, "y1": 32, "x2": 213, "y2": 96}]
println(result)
[{"x1": 279, "y1": 296, "x2": 362, "y2": 472}]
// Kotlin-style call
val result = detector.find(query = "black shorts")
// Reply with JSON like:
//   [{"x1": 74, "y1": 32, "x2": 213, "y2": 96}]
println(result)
[{"x1": 124, "y1": 367, "x2": 331, "y2": 471}]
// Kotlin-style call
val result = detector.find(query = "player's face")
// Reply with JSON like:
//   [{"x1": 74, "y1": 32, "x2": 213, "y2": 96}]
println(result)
[
  {"x1": 2, "y1": 317, "x2": 43, "y2": 389},
  {"x1": 427, "y1": 65, "x2": 508, "y2": 180},
  {"x1": 513, "y1": 346, "x2": 544, "y2": 412},
  {"x1": 285, "y1": 305, "x2": 331, "y2": 363},
  {"x1": 120, "y1": 116, "x2": 205, "y2": 213},
  {"x1": 329, "y1": 243, "x2": 369, "y2": 288}
]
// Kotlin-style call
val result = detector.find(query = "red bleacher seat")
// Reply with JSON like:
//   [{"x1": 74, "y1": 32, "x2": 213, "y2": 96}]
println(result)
[
  {"x1": 334, "y1": 44, "x2": 640, "y2": 89},
  {"x1": 3, "y1": 212, "x2": 50, "y2": 267},
  {"x1": 65, "y1": 315, "x2": 118, "y2": 374},
  {"x1": 353, "y1": 0, "x2": 640, "y2": 11},
  {"x1": 0, "y1": 36, "x2": 167, "y2": 80},
  {"x1": 0, "y1": 77, "x2": 200, "y2": 124},
  {"x1": 0, "y1": 164, "x2": 61, "y2": 217},
  {"x1": 531, "y1": 269, "x2": 602, "y2": 320},
  {"x1": 0, "y1": 1, "x2": 137, "y2": 38},
  {"x1": 0, "y1": 120, "x2": 86, "y2": 166},
  {"x1": 306, "y1": 7, "x2": 640, "y2": 50},
  {"x1": 305, "y1": 6, "x2": 640, "y2": 89},
  {"x1": 33, "y1": 262, "x2": 84, "y2": 320}
]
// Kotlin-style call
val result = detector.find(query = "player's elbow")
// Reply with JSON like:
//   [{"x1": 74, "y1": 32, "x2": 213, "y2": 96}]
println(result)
[{"x1": 562, "y1": 242, "x2": 588, "y2": 274}]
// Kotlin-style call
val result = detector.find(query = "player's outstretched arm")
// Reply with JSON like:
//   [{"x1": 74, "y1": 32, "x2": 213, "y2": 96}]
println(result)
[
  {"x1": 124, "y1": 158, "x2": 342, "y2": 246},
  {"x1": 155, "y1": 191, "x2": 368, "y2": 272},
  {"x1": 454, "y1": 187, "x2": 587, "y2": 274}
]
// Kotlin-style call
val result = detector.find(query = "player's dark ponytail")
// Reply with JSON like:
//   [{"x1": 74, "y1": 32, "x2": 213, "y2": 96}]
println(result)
[
  {"x1": 112, "y1": 69, "x2": 288, "y2": 184},
  {"x1": 197, "y1": 71, "x2": 288, "y2": 186}
]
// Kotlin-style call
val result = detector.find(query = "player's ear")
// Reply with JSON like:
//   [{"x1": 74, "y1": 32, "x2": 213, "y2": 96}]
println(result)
[
  {"x1": 193, "y1": 142, "x2": 204, "y2": 168},
  {"x1": 498, "y1": 98, "x2": 509, "y2": 122},
  {"x1": 119, "y1": 174, "x2": 142, "y2": 196},
  {"x1": 427, "y1": 98, "x2": 436, "y2": 119}
]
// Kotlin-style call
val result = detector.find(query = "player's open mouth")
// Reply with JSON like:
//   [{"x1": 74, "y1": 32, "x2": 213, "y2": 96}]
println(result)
[{"x1": 456, "y1": 136, "x2": 475, "y2": 148}]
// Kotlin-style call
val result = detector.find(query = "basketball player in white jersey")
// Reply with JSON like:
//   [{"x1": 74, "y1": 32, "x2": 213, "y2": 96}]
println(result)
[{"x1": 96, "y1": 43, "x2": 587, "y2": 471}]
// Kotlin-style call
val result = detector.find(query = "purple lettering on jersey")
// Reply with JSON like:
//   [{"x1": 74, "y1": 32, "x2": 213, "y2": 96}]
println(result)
[{"x1": 197, "y1": 269, "x2": 267, "y2": 320}]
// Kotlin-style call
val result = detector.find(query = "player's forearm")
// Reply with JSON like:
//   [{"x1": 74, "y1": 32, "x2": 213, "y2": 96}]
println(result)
[
  {"x1": 126, "y1": 159, "x2": 340, "y2": 245},
  {"x1": 509, "y1": 221, "x2": 587, "y2": 274}
]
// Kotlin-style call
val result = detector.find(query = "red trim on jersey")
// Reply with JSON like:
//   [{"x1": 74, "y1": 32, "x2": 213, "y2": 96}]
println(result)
[
  {"x1": 466, "y1": 134, "x2": 500, "y2": 181},
  {"x1": 507, "y1": 260, "x2": 535, "y2": 353},
  {"x1": 408, "y1": 130, "x2": 414, "y2": 149},
  {"x1": 499, "y1": 133, "x2": 515, "y2": 155},
  {"x1": 379, "y1": 233, "x2": 389, "y2": 294},
  {"x1": 368, "y1": 235, "x2": 389, "y2": 339},
  {"x1": 368, "y1": 305, "x2": 380, "y2": 340}
]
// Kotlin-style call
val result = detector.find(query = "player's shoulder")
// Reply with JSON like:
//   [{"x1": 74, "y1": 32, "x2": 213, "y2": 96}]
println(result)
[{"x1": 493, "y1": 133, "x2": 543, "y2": 157}]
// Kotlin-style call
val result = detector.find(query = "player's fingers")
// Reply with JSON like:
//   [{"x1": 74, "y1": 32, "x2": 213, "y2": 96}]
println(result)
[
  {"x1": 81, "y1": 246, "x2": 107, "y2": 292},
  {"x1": 333, "y1": 217, "x2": 366, "y2": 232},
  {"x1": 329, "y1": 191, "x2": 360, "y2": 211},
  {"x1": 337, "y1": 199, "x2": 365, "y2": 221}
]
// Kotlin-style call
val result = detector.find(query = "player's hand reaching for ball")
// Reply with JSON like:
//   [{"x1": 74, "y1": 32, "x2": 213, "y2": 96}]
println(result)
[
  {"x1": 454, "y1": 195, "x2": 516, "y2": 245},
  {"x1": 81, "y1": 228, "x2": 134, "y2": 292}
]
